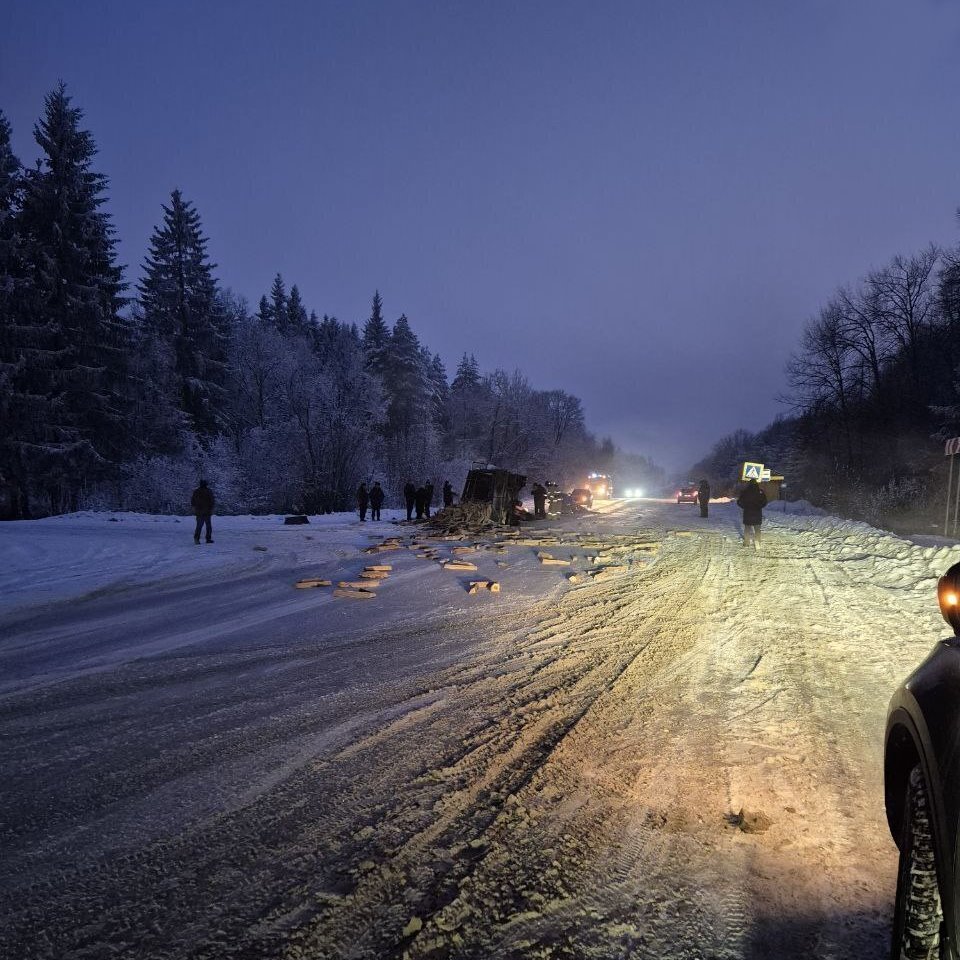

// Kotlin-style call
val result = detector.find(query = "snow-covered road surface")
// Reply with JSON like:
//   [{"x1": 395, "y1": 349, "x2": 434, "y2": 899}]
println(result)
[{"x1": 1, "y1": 501, "x2": 958, "y2": 959}]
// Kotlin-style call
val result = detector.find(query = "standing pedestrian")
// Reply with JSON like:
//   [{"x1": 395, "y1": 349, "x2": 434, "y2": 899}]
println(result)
[
  {"x1": 415, "y1": 485, "x2": 427, "y2": 520},
  {"x1": 191, "y1": 479, "x2": 215, "y2": 544},
  {"x1": 403, "y1": 481, "x2": 417, "y2": 521},
  {"x1": 697, "y1": 478, "x2": 711, "y2": 519},
  {"x1": 357, "y1": 482, "x2": 369, "y2": 521},
  {"x1": 424, "y1": 481, "x2": 434, "y2": 519},
  {"x1": 531, "y1": 482, "x2": 547, "y2": 519},
  {"x1": 369, "y1": 481, "x2": 384, "y2": 521},
  {"x1": 443, "y1": 480, "x2": 454, "y2": 508},
  {"x1": 737, "y1": 479, "x2": 767, "y2": 548}
]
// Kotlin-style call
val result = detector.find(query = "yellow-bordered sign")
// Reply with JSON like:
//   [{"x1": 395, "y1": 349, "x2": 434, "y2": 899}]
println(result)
[{"x1": 741, "y1": 461, "x2": 764, "y2": 481}]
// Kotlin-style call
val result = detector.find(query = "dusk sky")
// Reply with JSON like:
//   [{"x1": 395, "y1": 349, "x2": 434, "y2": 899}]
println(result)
[{"x1": 3, "y1": 0, "x2": 959, "y2": 472}]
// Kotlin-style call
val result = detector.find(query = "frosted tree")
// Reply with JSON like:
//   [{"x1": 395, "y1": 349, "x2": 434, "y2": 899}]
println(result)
[
  {"x1": 361, "y1": 290, "x2": 389, "y2": 375},
  {"x1": 268, "y1": 273, "x2": 288, "y2": 333},
  {"x1": 426, "y1": 351, "x2": 449, "y2": 430},
  {"x1": 139, "y1": 189, "x2": 229, "y2": 437},
  {"x1": 10, "y1": 85, "x2": 129, "y2": 514},
  {"x1": 0, "y1": 109, "x2": 24, "y2": 516},
  {"x1": 286, "y1": 284, "x2": 309, "y2": 336}
]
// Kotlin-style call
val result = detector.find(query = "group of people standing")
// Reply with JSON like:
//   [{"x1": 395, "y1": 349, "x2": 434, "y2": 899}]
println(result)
[
  {"x1": 356, "y1": 479, "x2": 455, "y2": 521},
  {"x1": 355, "y1": 481, "x2": 385, "y2": 521}
]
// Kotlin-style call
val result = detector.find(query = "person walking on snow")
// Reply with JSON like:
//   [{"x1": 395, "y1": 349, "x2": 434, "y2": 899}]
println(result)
[
  {"x1": 443, "y1": 480, "x2": 454, "y2": 509},
  {"x1": 369, "y1": 481, "x2": 384, "y2": 521},
  {"x1": 424, "y1": 481, "x2": 434, "y2": 519},
  {"x1": 737, "y1": 479, "x2": 767, "y2": 548},
  {"x1": 403, "y1": 481, "x2": 416, "y2": 521},
  {"x1": 191, "y1": 479, "x2": 215, "y2": 544},
  {"x1": 357, "y1": 482, "x2": 369, "y2": 521},
  {"x1": 697, "y1": 478, "x2": 711, "y2": 519}
]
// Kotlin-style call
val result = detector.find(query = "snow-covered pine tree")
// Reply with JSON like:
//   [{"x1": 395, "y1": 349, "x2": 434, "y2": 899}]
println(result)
[
  {"x1": 286, "y1": 284, "x2": 309, "y2": 336},
  {"x1": 256, "y1": 294, "x2": 273, "y2": 327},
  {"x1": 447, "y1": 353, "x2": 488, "y2": 459},
  {"x1": 0, "y1": 109, "x2": 25, "y2": 517},
  {"x1": 451, "y1": 352, "x2": 481, "y2": 391},
  {"x1": 385, "y1": 314, "x2": 430, "y2": 440},
  {"x1": 426, "y1": 350, "x2": 449, "y2": 430},
  {"x1": 139, "y1": 189, "x2": 229, "y2": 438},
  {"x1": 9, "y1": 85, "x2": 129, "y2": 515},
  {"x1": 362, "y1": 290, "x2": 390, "y2": 375},
  {"x1": 269, "y1": 273, "x2": 288, "y2": 334}
]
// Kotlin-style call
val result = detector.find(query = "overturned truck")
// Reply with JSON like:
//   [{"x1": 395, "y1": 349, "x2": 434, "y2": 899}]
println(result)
[{"x1": 461, "y1": 468, "x2": 527, "y2": 525}]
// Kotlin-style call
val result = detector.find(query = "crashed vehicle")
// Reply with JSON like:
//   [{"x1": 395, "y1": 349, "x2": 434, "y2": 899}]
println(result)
[
  {"x1": 544, "y1": 482, "x2": 575, "y2": 517},
  {"x1": 571, "y1": 487, "x2": 593, "y2": 509},
  {"x1": 460, "y1": 468, "x2": 527, "y2": 525},
  {"x1": 884, "y1": 561, "x2": 960, "y2": 958}
]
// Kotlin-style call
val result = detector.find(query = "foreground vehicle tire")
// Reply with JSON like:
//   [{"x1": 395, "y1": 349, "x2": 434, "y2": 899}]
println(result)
[{"x1": 891, "y1": 766, "x2": 943, "y2": 959}]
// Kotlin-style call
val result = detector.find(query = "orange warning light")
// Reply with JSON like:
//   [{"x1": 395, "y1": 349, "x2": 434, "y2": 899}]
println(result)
[{"x1": 938, "y1": 565, "x2": 960, "y2": 633}]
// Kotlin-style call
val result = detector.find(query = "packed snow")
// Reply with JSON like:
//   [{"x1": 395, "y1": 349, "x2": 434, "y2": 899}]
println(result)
[{"x1": 1, "y1": 498, "x2": 957, "y2": 958}]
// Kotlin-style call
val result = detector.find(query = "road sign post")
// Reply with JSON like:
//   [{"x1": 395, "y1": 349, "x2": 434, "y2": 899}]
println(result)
[{"x1": 945, "y1": 438, "x2": 960, "y2": 536}]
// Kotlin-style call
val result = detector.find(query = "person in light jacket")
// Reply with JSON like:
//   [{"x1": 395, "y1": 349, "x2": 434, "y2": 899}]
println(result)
[{"x1": 737, "y1": 479, "x2": 767, "y2": 548}]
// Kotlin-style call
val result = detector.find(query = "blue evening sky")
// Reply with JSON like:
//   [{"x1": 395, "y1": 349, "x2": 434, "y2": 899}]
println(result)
[{"x1": 3, "y1": 0, "x2": 959, "y2": 470}]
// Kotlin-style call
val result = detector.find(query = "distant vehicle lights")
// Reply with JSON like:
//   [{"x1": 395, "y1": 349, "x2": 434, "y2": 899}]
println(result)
[{"x1": 623, "y1": 488, "x2": 643, "y2": 498}]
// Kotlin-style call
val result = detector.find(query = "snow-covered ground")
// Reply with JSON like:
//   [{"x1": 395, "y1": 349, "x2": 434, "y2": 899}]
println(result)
[{"x1": 1, "y1": 499, "x2": 958, "y2": 958}]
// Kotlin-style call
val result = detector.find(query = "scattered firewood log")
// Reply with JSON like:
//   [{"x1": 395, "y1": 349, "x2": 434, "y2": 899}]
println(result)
[
  {"x1": 334, "y1": 587, "x2": 376, "y2": 600},
  {"x1": 295, "y1": 578, "x2": 332, "y2": 589}
]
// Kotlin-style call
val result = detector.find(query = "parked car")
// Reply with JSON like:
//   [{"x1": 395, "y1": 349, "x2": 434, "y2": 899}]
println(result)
[
  {"x1": 676, "y1": 483, "x2": 698, "y2": 504},
  {"x1": 571, "y1": 487, "x2": 593, "y2": 509},
  {"x1": 884, "y1": 560, "x2": 960, "y2": 958}
]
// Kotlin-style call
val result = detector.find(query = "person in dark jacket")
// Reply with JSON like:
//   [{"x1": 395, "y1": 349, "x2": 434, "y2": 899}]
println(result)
[
  {"x1": 424, "y1": 481, "x2": 434, "y2": 519},
  {"x1": 357, "y1": 483, "x2": 369, "y2": 521},
  {"x1": 697, "y1": 478, "x2": 711, "y2": 519},
  {"x1": 737, "y1": 479, "x2": 767, "y2": 548},
  {"x1": 532, "y1": 482, "x2": 547, "y2": 519},
  {"x1": 414, "y1": 485, "x2": 427, "y2": 520},
  {"x1": 369, "y1": 481, "x2": 384, "y2": 521},
  {"x1": 403, "y1": 481, "x2": 416, "y2": 521},
  {"x1": 191, "y1": 479, "x2": 215, "y2": 544},
  {"x1": 443, "y1": 480, "x2": 454, "y2": 508}
]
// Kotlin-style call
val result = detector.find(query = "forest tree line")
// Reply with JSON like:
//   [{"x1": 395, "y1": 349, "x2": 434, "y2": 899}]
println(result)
[
  {"x1": 691, "y1": 215, "x2": 960, "y2": 529},
  {"x1": 0, "y1": 85, "x2": 663, "y2": 519}
]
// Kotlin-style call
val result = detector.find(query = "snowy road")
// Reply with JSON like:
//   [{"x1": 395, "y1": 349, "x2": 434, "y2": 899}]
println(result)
[{"x1": 1, "y1": 501, "x2": 957, "y2": 959}]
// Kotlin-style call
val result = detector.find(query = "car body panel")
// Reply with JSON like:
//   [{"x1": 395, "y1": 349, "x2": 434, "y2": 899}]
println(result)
[
  {"x1": 571, "y1": 487, "x2": 593, "y2": 508},
  {"x1": 885, "y1": 636, "x2": 960, "y2": 958}
]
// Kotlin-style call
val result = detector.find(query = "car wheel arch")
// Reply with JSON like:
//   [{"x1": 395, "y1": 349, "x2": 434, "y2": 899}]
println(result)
[{"x1": 887, "y1": 702, "x2": 958, "y2": 954}]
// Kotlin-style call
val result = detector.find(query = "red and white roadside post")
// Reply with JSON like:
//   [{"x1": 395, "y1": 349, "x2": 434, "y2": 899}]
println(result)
[{"x1": 946, "y1": 437, "x2": 960, "y2": 536}]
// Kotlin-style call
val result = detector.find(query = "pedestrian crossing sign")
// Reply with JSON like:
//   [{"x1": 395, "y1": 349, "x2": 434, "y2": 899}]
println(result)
[{"x1": 741, "y1": 461, "x2": 764, "y2": 481}]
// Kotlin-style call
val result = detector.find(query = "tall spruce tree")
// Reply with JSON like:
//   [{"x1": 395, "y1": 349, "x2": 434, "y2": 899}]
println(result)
[
  {"x1": 8, "y1": 85, "x2": 128, "y2": 514},
  {"x1": 385, "y1": 314, "x2": 429, "y2": 439},
  {"x1": 362, "y1": 290, "x2": 389, "y2": 374},
  {"x1": 269, "y1": 273, "x2": 288, "y2": 333},
  {"x1": 139, "y1": 189, "x2": 228, "y2": 437},
  {"x1": 287, "y1": 283, "x2": 308, "y2": 335},
  {"x1": 0, "y1": 110, "x2": 24, "y2": 516}
]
